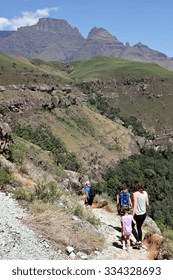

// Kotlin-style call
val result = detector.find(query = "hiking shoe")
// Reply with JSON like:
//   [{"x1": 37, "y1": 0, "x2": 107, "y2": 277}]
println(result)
[
  {"x1": 133, "y1": 242, "x2": 142, "y2": 249},
  {"x1": 135, "y1": 242, "x2": 142, "y2": 248},
  {"x1": 126, "y1": 247, "x2": 131, "y2": 252}
]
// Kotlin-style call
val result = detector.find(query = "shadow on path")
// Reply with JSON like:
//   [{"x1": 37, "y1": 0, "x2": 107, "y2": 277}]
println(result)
[{"x1": 108, "y1": 225, "x2": 121, "y2": 232}]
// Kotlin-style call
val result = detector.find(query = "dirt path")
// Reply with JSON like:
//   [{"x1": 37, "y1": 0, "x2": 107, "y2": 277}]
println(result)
[
  {"x1": 0, "y1": 190, "x2": 149, "y2": 260},
  {"x1": 90, "y1": 207, "x2": 149, "y2": 260}
]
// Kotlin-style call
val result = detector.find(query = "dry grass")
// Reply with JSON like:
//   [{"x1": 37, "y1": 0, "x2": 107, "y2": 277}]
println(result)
[
  {"x1": 38, "y1": 104, "x2": 134, "y2": 170},
  {"x1": 12, "y1": 172, "x2": 36, "y2": 187},
  {"x1": 10, "y1": 55, "x2": 35, "y2": 66},
  {"x1": 25, "y1": 201, "x2": 104, "y2": 254}
]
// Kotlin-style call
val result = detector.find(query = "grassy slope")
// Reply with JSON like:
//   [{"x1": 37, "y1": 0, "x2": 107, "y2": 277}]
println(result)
[
  {"x1": 69, "y1": 56, "x2": 173, "y2": 133},
  {"x1": 15, "y1": 104, "x2": 136, "y2": 173},
  {"x1": 0, "y1": 53, "x2": 134, "y2": 173},
  {"x1": 69, "y1": 56, "x2": 173, "y2": 80},
  {"x1": 0, "y1": 53, "x2": 69, "y2": 84}
]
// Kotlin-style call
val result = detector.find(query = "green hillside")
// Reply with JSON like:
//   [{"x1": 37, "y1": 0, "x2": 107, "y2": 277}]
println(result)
[
  {"x1": 0, "y1": 52, "x2": 69, "y2": 84},
  {"x1": 69, "y1": 56, "x2": 173, "y2": 80},
  {"x1": 68, "y1": 56, "x2": 173, "y2": 134}
]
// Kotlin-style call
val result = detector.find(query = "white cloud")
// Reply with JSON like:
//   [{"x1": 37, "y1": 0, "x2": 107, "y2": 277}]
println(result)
[{"x1": 0, "y1": 7, "x2": 59, "y2": 31}]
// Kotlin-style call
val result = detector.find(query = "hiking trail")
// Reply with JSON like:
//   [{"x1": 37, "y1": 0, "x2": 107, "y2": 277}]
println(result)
[
  {"x1": 90, "y1": 206, "x2": 149, "y2": 260},
  {"x1": 0, "y1": 191, "x2": 149, "y2": 260}
]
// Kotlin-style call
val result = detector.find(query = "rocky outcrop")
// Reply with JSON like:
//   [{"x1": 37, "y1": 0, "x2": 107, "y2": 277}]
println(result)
[
  {"x1": 144, "y1": 233, "x2": 172, "y2": 260},
  {"x1": 0, "y1": 83, "x2": 88, "y2": 114},
  {"x1": 136, "y1": 133, "x2": 173, "y2": 151},
  {"x1": 0, "y1": 122, "x2": 13, "y2": 155}
]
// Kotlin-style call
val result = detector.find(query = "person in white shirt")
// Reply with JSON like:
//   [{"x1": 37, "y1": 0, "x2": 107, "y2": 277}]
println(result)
[{"x1": 132, "y1": 181, "x2": 149, "y2": 247}]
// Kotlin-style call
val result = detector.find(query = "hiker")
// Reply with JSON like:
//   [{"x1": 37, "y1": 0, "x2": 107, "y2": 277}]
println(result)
[
  {"x1": 117, "y1": 187, "x2": 132, "y2": 215},
  {"x1": 116, "y1": 187, "x2": 122, "y2": 213},
  {"x1": 132, "y1": 181, "x2": 149, "y2": 247},
  {"x1": 84, "y1": 180, "x2": 94, "y2": 207},
  {"x1": 121, "y1": 206, "x2": 136, "y2": 252}
]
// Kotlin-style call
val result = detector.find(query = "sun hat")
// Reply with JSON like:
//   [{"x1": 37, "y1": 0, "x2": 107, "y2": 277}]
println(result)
[{"x1": 85, "y1": 180, "x2": 90, "y2": 185}]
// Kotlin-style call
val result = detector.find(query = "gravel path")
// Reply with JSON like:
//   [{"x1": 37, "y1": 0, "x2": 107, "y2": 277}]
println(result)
[
  {"x1": 0, "y1": 191, "x2": 149, "y2": 260},
  {"x1": 0, "y1": 192, "x2": 66, "y2": 260},
  {"x1": 90, "y1": 207, "x2": 149, "y2": 260}
]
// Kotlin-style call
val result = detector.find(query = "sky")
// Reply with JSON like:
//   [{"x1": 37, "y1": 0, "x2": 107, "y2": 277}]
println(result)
[{"x1": 0, "y1": 0, "x2": 173, "y2": 57}]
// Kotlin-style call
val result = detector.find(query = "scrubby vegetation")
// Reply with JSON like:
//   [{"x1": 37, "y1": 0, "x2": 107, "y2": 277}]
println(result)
[
  {"x1": 0, "y1": 166, "x2": 11, "y2": 185},
  {"x1": 14, "y1": 124, "x2": 80, "y2": 171},
  {"x1": 97, "y1": 148, "x2": 173, "y2": 230},
  {"x1": 88, "y1": 94, "x2": 153, "y2": 138}
]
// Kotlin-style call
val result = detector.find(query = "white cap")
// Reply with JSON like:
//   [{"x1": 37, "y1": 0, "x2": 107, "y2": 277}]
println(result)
[{"x1": 85, "y1": 180, "x2": 90, "y2": 185}]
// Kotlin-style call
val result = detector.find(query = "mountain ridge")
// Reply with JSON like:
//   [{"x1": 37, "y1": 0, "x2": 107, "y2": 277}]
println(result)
[{"x1": 0, "y1": 18, "x2": 173, "y2": 70}]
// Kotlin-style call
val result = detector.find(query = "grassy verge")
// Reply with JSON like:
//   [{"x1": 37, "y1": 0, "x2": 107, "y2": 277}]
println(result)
[{"x1": 25, "y1": 200, "x2": 104, "y2": 254}]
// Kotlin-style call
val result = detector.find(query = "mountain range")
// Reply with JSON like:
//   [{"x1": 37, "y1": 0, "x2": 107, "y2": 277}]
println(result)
[{"x1": 0, "y1": 18, "x2": 173, "y2": 71}]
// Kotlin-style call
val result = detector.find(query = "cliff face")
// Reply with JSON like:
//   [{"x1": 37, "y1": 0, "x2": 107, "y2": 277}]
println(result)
[
  {"x1": 70, "y1": 27, "x2": 125, "y2": 61},
  {"x1": 0, "y1": 18, "x2": 85, "y2": 61},
  {"x1": 0, "y1": 18, "x2": 173, "y2": 70}
]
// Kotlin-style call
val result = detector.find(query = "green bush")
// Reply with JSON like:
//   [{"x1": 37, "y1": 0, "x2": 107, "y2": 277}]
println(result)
[
  {"x1": 35, "y1": 181, "x2": 61, "y2": 203},
  {"x1": 70, "y1": 204, "x2": 84, "y2": 219},
  {"x1": 9, "y1": 141, "x2": 27, "y2": 164},
  {"x1": 13, "y1": 187, "x2": 34, "y2": 201},
  {"x1": 0, "y1": 166, "x2": 11, "y2": 185},
  {"x1": 100, "y1": 148, "x2": 173, "y2": 229}
]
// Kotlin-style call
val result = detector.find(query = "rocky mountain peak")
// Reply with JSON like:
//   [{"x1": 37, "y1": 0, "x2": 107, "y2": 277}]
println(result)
[
  {"x1": 87, "y1": 27, "x2": 119, "y2": 42},
  {"x1": 30, "y1": 18, "x2": 82, "y2": 36},
  {"x1": 134, "y1": 42, "x2": 149, "y2": 49}
]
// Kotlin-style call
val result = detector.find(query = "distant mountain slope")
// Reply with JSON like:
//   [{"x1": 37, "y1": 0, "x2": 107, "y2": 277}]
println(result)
[
  {"x1": 1, "y1": 53, "x2": 173, "y2": 135},
  {"x1": 0, "y1": 18, "x2": 173, "y2": 71},
  {"x1": 0, "y1": 18, "x2": 85, "y2": 62},
  {"x1": 69, "y1": 56, "x2": 173, "y2": 80}
]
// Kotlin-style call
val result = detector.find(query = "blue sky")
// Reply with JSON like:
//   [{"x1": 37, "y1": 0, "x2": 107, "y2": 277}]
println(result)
[{"x1": 0, "y1": 0, "x2": 173, "y2": 57}]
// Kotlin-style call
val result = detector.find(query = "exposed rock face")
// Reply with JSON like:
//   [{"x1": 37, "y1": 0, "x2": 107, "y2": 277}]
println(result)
[
  {"x1": 120, "y1": 42, "x2": 168, "y2": 62},
  {"x1": 71, "y1": 27, "x2": 125, "y2": 61},
  {"x1": 0, "y1": 122, "x2": 13, "y2": 156},
  {"x1": 88, "y1": 27, "x2": 116, "y2": 41},
  {"x1": 0, "y1": 18, "x2": 85, "y2": 62},
  {"x1": 143, "y1": 233, "x2": 173, "y2": 260},
  {"x1": 0, "y1": 18, "x2": 173, "y2": 70}
]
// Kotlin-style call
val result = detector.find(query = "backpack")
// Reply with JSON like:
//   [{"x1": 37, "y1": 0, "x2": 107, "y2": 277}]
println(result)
[{"x1": 119, "y1": 193, "x2": 130, "y2": 207}]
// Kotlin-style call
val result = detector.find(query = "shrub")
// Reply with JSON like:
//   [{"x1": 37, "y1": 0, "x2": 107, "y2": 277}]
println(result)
[
  {"x1": 9, "y1": 141, "x2": 27, "y2": 164},
  {"x1": 13, "y1": 186, "x2": 34, "y2": 201},
  {"x1": 35, "y1": 181, "x2": 62, "y2": 203},
  {"x1": 70, "y1": 204, "x2": 84, "y2": 219},
  {"x1": 0, "y1": 166, "x2": 11, "y2": 185},
  {"x1": 86, "y1": 213, "x2": 100, "y2": 227}
]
